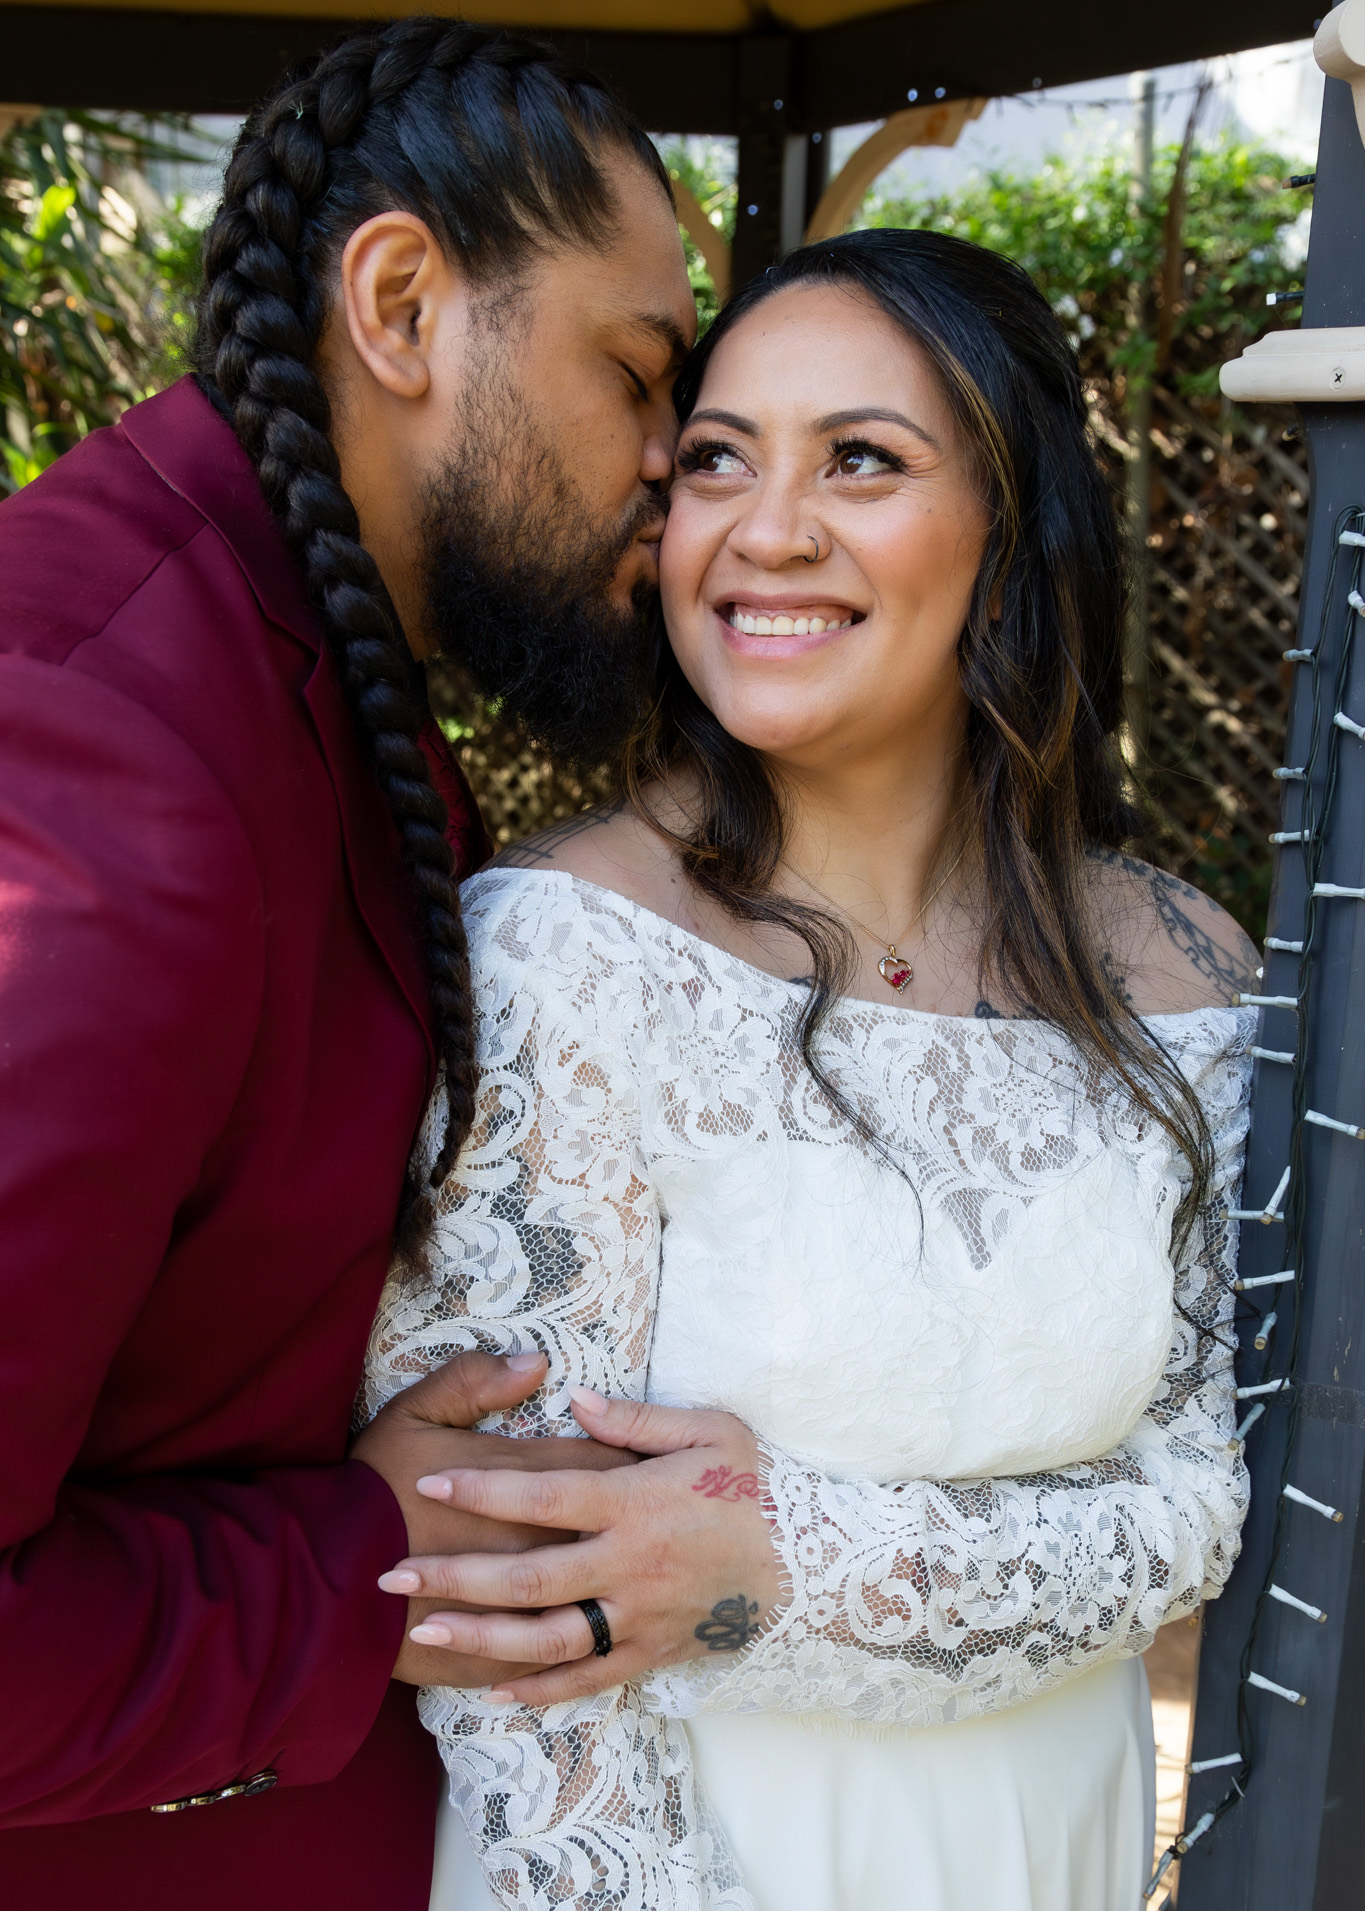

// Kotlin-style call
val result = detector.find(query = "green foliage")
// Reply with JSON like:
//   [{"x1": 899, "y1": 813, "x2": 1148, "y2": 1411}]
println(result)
[
  {"x1": 1, "y1": 110, "x2": 197, "y2": 493},
  {"x1": 860, "y1": 138, "x2": 1310, "y2": 399},
  {"x1": 658, "y1": 139, "x2": 735, "y2": 333}
]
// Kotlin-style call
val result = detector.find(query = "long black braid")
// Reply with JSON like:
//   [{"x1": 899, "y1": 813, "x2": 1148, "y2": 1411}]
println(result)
[{"x1": 195, "y1": 19, "x2": 668, "y2": 1183}]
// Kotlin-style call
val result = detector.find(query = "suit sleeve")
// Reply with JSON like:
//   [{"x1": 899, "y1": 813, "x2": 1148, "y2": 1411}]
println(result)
[{"x1": 0, "y1": 657, "x2": 409, "y2": 1826}]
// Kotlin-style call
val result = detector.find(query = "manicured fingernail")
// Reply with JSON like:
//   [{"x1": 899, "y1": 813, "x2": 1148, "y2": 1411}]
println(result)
[
  {"x1": 377, "y1": 1569, "x2": 421, "y2": 1594},
  {"x1": 486, "y1": 1688, "x2": 516, "y2": 1703},
  {"x1": 507, "y1": 1352, "x2": 545, "y2": 1373},
  {"x1": 416, "y1": 1474, "x2": 452, "y2": 1500},
  {"x1": 569, "y1": 1385, "x2": 607, "y2": 1416},
  {"x1": 410, "y1": 1623, "x2": 451, "y2": 1646}
]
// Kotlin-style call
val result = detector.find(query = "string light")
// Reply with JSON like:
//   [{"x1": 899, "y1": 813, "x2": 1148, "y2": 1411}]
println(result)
[
  {"x1": 1234, "y1": 1269, "x2": 1296, "y2": 1290},
  {"x1": 1283, "y1": 1482, "x2": 1343, "y2": 1523},
  {"x1": 1246, "y1": 1671, "x2": 1306, "y2": 1706},
  {"x1": 1303, "y1": 1108, "x2": 1365, "y2": 1139},
  {"x1": 1267, "y1": 1583, "x2": 1326, "y2": 1623},
  {"x1": 1146, "y1": 504, "x2": 1365, "y2": 1897}
]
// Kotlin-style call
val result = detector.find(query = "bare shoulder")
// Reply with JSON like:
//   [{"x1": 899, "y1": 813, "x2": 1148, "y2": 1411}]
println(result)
[
  {"x1": 483, "y1": 795, "x2": 694, "y2": 923},
  {"x1": 1086, "y1": 849, "x2": 1261, "y2": 1015}
]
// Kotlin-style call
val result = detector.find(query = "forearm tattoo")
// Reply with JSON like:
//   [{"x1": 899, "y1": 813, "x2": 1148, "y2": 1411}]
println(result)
[{"x1": 695, "y1": 1594, "x2": 764, "y2": 1653}]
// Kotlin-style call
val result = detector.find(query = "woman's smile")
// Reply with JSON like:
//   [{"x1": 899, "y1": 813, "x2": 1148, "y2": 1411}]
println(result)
[{"x1": 717, "y1": 597, "x2": 862, "y2": 658}]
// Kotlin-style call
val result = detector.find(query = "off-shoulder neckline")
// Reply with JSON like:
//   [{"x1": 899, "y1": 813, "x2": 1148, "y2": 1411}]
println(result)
[{"x1": 467, "y1": 864, "x2": 1256, "y2": 1035}]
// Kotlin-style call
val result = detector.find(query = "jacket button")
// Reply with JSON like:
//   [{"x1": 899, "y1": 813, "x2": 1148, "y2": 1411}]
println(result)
[{"x1": 150, "y1": 1769, "x2": 278, "y2": 1813}]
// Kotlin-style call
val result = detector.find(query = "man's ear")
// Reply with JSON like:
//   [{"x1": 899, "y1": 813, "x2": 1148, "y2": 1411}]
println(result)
[{"x1": 338, "y1": 211, "x2": 462, "y2": 400}]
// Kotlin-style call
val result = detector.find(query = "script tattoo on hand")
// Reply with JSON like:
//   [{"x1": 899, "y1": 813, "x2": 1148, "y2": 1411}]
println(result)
[
  {"x1": 695, "y1": 1593, "x2": 764, "y2": 1652},
  {"x1": 692, "y1": 1464, "x2": 761, "y2": 1501}
]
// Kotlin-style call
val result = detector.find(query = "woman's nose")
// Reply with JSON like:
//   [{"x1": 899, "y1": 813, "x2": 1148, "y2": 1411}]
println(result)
[{"x1": 727, "y1": 484, "x2": 819, "y2": 572}]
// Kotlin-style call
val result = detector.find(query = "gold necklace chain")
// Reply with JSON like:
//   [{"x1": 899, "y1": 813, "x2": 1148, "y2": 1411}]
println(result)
[{"x1": 793, "y1": 845, "x2": 966, "y2": 996}]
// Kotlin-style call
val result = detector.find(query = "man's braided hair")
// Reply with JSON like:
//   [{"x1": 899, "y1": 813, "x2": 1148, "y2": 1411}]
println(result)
[{"x1": 195, "y1": 18, "x2": 668, "y2": 1184}]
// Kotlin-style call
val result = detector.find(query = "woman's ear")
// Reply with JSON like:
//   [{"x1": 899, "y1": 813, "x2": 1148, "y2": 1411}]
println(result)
[{"x1": 337, "y1": 211, "x2": 463, "y2": 401}]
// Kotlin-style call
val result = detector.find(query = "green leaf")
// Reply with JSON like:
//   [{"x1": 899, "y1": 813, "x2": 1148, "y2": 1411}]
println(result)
[{"x1": 30, "y1": 182, "x2": 75, "y2": 241}]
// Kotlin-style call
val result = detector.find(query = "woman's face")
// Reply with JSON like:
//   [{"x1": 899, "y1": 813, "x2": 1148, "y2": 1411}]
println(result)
[{"x1": 660, "y1": 282, "x2": 990, "y2": 774}]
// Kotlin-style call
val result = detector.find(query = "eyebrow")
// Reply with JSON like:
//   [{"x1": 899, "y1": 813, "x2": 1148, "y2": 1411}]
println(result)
[
  {"x1": 629, "y1": 311, "x2": 690, "y2": 370},
  {"x1": 817, "y1": 406, "x2": 941, "y2": 451},
  {"x1": 684, "y1": 404, "x2": 940, "y2": 451}
]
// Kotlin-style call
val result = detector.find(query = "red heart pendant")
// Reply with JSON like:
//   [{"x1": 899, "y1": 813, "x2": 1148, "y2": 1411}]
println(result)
[{"x1": 878, "y1": 954, "x2": 913, "y2": 993}]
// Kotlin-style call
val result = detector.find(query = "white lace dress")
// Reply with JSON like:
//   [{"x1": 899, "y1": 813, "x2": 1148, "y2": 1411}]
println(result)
[{"x1": 361, "y1": 868, "x2": 1253, "y2": 1911}]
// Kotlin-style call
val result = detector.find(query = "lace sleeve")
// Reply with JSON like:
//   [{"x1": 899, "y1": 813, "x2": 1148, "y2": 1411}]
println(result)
[
  {"x1": 361, "y1": 899, "x2": 753, "y2": 1911},
  {"x1": 662, "y1": 1037, "x2": 1253, "y2": 1730}
]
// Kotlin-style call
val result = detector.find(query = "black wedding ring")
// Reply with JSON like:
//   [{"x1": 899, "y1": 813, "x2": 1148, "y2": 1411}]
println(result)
[{"x1": 578, "y1": 1598, "x2": 613, "y2": 1657}]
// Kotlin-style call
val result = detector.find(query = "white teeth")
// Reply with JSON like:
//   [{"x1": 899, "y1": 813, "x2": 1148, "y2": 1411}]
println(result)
[{"x1": 729, "y1": 609, "x2": 856, "y2": 635}]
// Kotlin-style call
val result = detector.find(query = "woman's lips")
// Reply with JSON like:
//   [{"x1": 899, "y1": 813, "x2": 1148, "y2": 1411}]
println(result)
[{"x1": 714, "y1": 601, "x2": 862, "y2": 658}]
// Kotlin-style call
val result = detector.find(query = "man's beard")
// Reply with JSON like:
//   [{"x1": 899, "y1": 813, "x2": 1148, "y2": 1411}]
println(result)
[{"x1": 421, "y1": 402, "x2": 662, "y2": 770}]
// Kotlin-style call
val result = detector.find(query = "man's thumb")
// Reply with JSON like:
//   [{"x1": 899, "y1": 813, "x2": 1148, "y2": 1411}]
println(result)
[{"x1": 397, "y1": 1348, "x2": 547, "y2": 1429}]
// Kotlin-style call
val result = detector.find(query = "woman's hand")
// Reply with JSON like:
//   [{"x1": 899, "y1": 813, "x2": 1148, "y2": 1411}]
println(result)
[{"x1": 376, "y1": 1388, "x2": 785, "y2": 1706}]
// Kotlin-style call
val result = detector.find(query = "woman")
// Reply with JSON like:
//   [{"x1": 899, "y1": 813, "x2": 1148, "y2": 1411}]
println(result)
[{"x1": 363, "y1": 229, "x2": 1257, "y2": 1911}]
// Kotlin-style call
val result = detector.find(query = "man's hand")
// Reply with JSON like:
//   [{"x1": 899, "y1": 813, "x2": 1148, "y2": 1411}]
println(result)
[
  {"x1": 350, "y1": 1351, "x2": 636, "y2": 1687},
  {"x1": 372, "y1": 1388, "x2": 784, "y2": 1707}
]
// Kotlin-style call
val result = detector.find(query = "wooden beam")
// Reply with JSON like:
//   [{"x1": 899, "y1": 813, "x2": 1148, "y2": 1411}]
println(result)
[
  {"x1": 670, "y1": 175, "x2": 730, "y2": 299},
  {"x1": 0, "y1": 0, "x2": 1316, "y2": 121},
  {"x1": 804, "y1": 97, "x2": 985, "y2": 242},
  {"x1": 798, "y1": 0, "x2": 1313, "y2": 128}
]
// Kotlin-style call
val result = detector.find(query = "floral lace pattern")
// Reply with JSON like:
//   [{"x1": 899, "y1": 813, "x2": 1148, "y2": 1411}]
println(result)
[{"x1": 362, "y1": 869, "x2": 1253, "y2": 1911}]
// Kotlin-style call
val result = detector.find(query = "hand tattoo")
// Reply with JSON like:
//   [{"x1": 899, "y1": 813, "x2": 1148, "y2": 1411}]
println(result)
[
  {"x1": 692, "y1": 1465, "x2": 760, "y2": 1501},
  {"x1": 695, "y1": 1594, "x2": 764, "y2": 1653}
]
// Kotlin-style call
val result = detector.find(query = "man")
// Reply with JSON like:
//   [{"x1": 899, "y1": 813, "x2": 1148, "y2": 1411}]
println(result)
[{"x1": 0, "y1": 20, "x2": 695, "y2": 1909}]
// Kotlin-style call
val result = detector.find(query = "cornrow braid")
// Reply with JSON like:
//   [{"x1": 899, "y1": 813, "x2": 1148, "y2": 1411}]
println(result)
[{"x1": 195, "y1": 17, "x2": 667, "y2": 1183}]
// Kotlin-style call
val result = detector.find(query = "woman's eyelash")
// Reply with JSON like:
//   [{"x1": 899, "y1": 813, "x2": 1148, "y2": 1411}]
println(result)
[
  {"x1": 829, "y1": 437, "x2": 906, "y2": 472},
  {"x1": 676, "y1": 435, "x2": 741, "y2": 473}
]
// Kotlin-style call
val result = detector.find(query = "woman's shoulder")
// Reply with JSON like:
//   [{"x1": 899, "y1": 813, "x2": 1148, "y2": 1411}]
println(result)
[
  {"x1": 478, "y1": 797, "x2": 689, "y2": 918},
  {"x1": 458, "y1": 803, "x2": 693, "y2": 1000},
  {"x1": 1085, "y1": 849, "x2": 1261, "y2": 1018}
]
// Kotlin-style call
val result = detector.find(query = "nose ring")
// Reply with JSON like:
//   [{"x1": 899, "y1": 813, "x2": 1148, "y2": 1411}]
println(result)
[{"x1": 804, "y1": 534, "x2": 822, "y2": 564}]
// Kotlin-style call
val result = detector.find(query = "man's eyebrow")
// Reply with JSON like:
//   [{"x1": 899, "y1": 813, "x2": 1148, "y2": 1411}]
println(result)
[
  {"x1": 685, "y1": 407, "x2": 760, "y2": 435},
  {"x1": 817, "y1": 406, "x2": 941, "y2": 450},
  {"x1": 629, "y1": 311, "x2": 690, "y2": 369}
]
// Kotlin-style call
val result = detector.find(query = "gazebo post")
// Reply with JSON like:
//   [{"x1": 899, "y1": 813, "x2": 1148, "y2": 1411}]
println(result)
[
  {"x1": 732, "y1": 32, "x2": 797, "y2": 286},
  {"x1": 1176, "y1": 58, "x2": 1365, "y2": 1911}
]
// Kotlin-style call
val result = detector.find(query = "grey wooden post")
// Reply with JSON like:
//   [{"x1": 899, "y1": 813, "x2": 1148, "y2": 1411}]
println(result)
[{"x1": 1179, "y1": 73, "x2": 1365, "y2": 1911}]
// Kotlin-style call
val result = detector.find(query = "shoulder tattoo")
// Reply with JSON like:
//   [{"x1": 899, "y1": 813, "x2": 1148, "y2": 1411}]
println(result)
[
  {"x1": 1092, "y1": 850, "x2": 1259, "y2": 1003},
  {"x1": 487, "y1": 800, "x2": 625, "y2": 871}
]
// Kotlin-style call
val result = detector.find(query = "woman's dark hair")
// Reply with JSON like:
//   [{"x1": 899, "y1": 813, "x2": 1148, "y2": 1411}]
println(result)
[
  {"x1": 195, "y1": 18, "x2": 668, "y2": 1183},
  {"x1": 627, "y1": 227, "x2": 1211, "y2": 1232}
]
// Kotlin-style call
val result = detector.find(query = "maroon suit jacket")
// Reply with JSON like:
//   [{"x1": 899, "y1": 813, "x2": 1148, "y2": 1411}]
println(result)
[{"x1": 0, "y1": 378, "x2": 490, "y2": 1908}]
